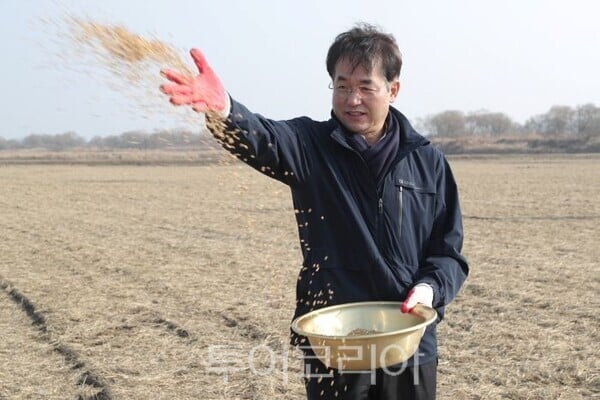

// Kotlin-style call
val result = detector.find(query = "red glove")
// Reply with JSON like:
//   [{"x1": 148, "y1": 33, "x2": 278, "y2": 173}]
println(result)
[
  {"x1": 160, "y1": 48, "x2": 228, "y2": 113},
  {"x1": 401, "y1": 284, "x2": 434, "y2": 313}
]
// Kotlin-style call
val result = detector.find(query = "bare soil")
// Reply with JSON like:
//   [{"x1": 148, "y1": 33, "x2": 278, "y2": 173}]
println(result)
[{"x1": 0, "y1": 154, "x2": 598, "y2": 399}]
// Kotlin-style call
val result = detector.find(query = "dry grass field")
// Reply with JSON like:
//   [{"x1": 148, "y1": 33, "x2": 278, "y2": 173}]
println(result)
[{"x1": 0, "y1": 154, "x2": 598, "y2": 399}]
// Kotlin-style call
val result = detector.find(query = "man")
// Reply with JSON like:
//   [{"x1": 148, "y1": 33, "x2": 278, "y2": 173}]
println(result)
[{"x1": 161, "y1": 23, "x2": 468, "y2": 400}]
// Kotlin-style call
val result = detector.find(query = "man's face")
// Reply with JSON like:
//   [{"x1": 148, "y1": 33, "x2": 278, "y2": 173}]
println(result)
[{"x1": 331, "y1": 58, "x2": 400, "y2": 137}]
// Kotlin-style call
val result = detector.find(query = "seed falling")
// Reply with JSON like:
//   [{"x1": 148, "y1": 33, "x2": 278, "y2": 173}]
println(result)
[{"x1": 70, "y1": 18, "x2": 193, "y2": 75}]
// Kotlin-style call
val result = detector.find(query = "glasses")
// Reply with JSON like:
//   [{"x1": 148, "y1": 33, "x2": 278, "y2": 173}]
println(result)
[{"x1": 328, "y1": 82, "x2": 385, "y2": 99}]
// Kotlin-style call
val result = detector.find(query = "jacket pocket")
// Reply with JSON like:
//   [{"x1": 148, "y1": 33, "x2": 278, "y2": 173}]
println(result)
[
  {"x1": 395, "y1": 179, "x2": 436, "y2": 241},
  {"x1": 396, "y1": 179, "x2": 437, "y2": 194}
]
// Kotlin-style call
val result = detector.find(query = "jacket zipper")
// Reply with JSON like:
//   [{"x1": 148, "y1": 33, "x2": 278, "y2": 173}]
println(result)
[
  {"x1": 376, "y1": 197, "x2": 383, "y2": 244},
  {"x1": 328, "y1": 131, "x2": 390, "y2": 246},
  {"x1": 398, "y1": 185, "x2": 403, "y2": 240}
]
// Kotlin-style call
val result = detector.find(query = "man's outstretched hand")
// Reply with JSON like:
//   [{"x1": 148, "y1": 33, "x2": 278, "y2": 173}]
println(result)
[
  {"x1": 401, "y1": 284, "x2": 434, "y2": 313},
  {"x1": 160, "y1": 48, "x2": 228, "y2": 113}
]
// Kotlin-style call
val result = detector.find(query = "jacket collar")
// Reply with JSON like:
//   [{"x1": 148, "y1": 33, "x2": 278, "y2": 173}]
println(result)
[{"x1": 329, "y1": 107, "x2": 429, "y2": 155}]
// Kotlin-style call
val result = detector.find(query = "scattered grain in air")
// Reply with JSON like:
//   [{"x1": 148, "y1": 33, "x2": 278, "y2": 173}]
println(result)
[
  {"x1": 58, "y1": 14, "x2": 243, "y2": 150},
  {"x1": 68, "y1": 17, "x2": 193, "y2": 76},
  {"x1": 317, "y1": 376, "x2": 323, "y2": 384},
  {"x1": 320, "y1": 390, "x2": 324, "y2": 396}
]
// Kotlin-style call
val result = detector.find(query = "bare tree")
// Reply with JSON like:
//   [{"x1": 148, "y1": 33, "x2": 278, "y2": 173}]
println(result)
[
  {"x1": 423, "y1": 110, "x2": 466, "y2": 136},
  {"x1": 465, "y1": 111, "x2": 516, "y2": 136},
  {"x1": 575, "y1": 103, "x2": 600, "y2": 135},
  {"x1": 20, "y1": 132, "x2": 85, "y2": 150},
  {"x1": 525, "y1": 105, "x2": 576, "y2": 135},
  {"x1": 0, "y1": 137, "x2": 19, "y2": 150}
]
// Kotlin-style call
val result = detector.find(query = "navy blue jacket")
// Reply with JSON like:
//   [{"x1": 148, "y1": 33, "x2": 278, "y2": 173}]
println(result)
[{"x1": 211, "y1": 99, "x2": 469, "y2": 365}]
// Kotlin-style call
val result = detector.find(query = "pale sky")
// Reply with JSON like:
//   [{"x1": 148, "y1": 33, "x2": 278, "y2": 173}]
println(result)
[{"x1": 1, "y1": 0, "x2": 599, "y2": 139}]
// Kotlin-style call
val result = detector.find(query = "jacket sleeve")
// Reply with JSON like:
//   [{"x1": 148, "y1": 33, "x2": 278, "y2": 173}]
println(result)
[
  {"x1": 205, "y1": 97, "x2": 312, "y2": 186},
  {"x1": 416, "y1": 153, "x2": 469, "y2": 307}
]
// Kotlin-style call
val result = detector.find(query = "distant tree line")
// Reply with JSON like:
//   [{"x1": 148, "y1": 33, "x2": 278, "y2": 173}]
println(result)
[
  {"x1": 419, "y1": 103, "x2": 600, "y2": 137},
  {"x1": 0, "y1": 129, "x2": 220, "y2": 151},
  {"x1": 1, "y1": 103, "x2": 599, "y2": 151}
]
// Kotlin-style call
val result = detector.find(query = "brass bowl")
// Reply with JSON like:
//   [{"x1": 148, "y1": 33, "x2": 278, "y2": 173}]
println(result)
[{"x1": 291, "y1": 301, "x2": 437, "y2": 371}]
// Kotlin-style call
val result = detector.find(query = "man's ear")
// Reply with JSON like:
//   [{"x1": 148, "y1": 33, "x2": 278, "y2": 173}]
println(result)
[{"x1": 389, "y1": 80, "x2": 400, "y2": 102}]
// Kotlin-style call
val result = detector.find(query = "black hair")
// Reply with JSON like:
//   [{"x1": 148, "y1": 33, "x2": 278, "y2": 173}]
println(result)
[{"x1": 326, "y1": 22, "x2": 402, "y2": 82}]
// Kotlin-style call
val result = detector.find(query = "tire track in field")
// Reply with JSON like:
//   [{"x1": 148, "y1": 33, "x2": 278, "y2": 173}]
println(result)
[
  {"x1": 0, "y1": 222, "x2": 195, "y2": 346},
  {"x1": 75, "y1": 257, "x2": 274, "y2": 345},
  {"x1": 211, "y1": 309, "x2": 274, "y2": 343},
  {"x1": 0, "y1": 277, "x2": 112, "y2": 400},
  {"x1": 150, "y1": 317, "x2": 192, "y2": 339},
  {"x1": 0, "y1": 222, "x2": 265, "y2": 349}
]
